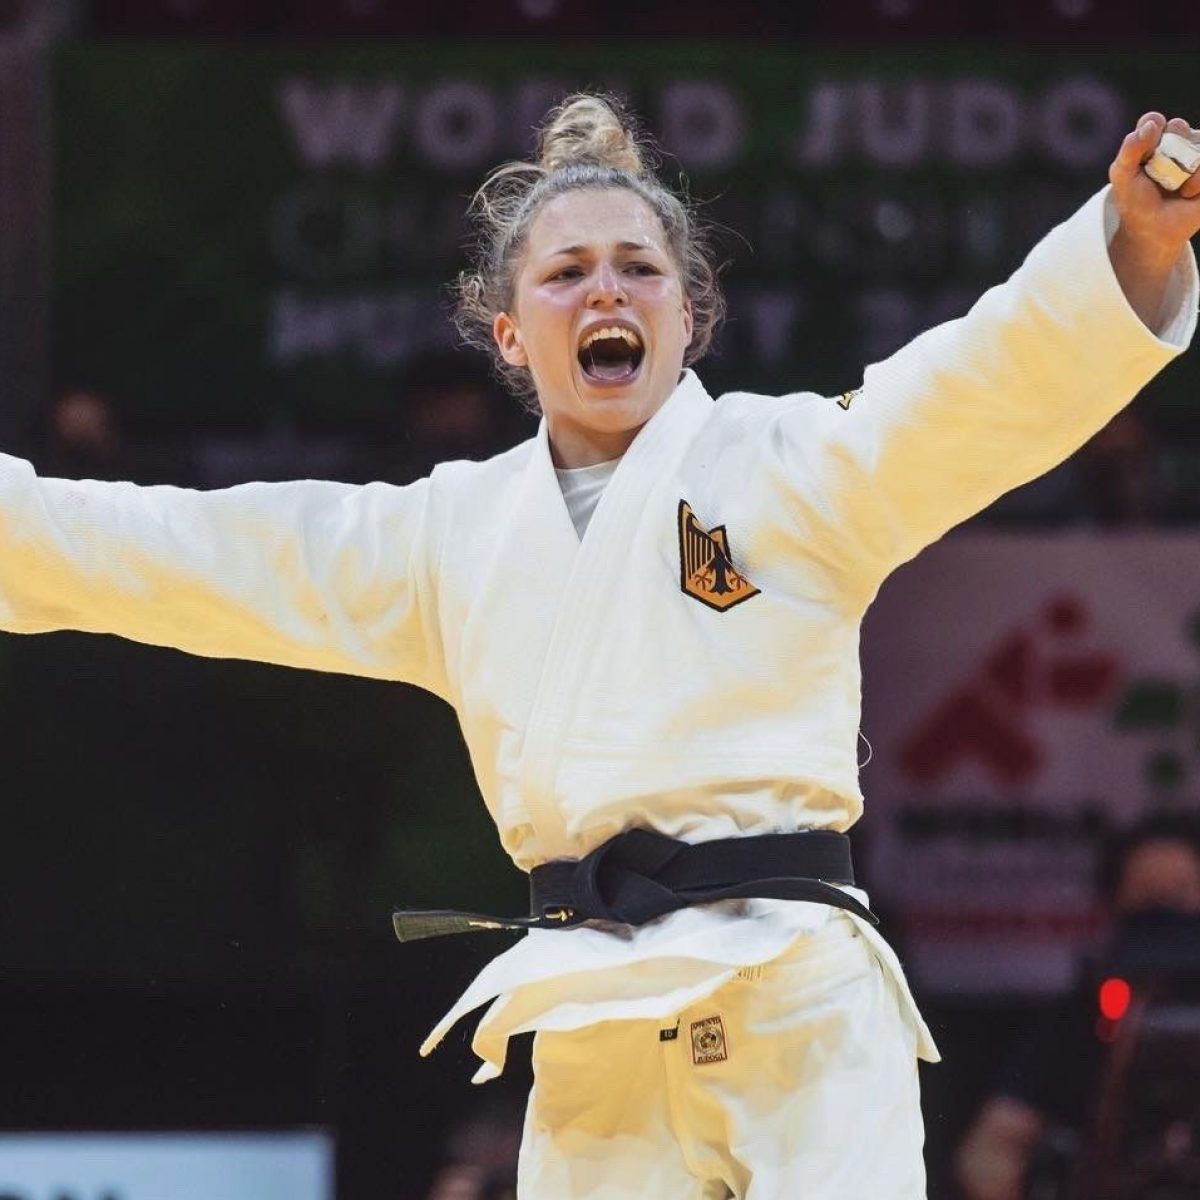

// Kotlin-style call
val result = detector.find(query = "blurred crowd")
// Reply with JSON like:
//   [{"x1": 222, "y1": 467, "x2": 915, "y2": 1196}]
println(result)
[
  {"x1": 957, "y1": 814, "x2": 1200, "y2": 1200},
  {"x1": 35, "y1": 353, "x2": 535, "y2": 492},
  {"x1": 34, "y1": 357, "x2": 1200, "y2": 533}
]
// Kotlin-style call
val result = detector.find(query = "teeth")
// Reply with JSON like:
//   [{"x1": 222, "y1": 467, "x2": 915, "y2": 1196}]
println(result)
[{"x1": 580, "y1": 325, "x2": 643, "y2": 352}]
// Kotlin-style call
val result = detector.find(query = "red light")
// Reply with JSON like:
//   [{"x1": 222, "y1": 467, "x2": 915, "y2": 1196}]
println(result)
[{"x1": 1098, "y1": 977, "x2": 1132, "y2": 1022}]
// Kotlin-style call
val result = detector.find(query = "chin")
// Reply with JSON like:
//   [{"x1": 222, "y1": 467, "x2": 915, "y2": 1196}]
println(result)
[
  {"x1": 577, "y1": 369, "x2": 668, "y2": 415},
  {"x1": 583, "y1": 390, "x2": 659, "y2": 427}
]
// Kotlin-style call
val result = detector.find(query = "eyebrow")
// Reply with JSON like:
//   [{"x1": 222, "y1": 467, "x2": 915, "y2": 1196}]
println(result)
[{"x1": 546, "y1": 241, "x2": 660, "y2": 258}]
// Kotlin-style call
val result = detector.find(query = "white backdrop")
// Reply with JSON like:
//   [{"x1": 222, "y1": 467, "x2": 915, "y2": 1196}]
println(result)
[{"x1": 860, "y1": 531, "x2": 1200, "y2": 996}]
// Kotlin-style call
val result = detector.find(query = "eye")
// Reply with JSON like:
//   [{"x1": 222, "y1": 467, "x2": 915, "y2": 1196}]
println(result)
[
  {"x1": 626, "y1": 262, "x2": 661, "y2": 276},
  {"x1": 547, "y1": 265, "x2": 583, "y2": 282}
]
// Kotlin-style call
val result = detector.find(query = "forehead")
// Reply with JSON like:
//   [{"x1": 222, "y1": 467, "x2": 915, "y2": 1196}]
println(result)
[{"x1": 525, "y1": 187, "x2": 666, "y2": 258}]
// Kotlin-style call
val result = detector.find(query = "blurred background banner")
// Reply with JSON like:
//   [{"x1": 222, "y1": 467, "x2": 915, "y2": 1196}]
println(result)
[
  {"x1": 0, "y1": 1131, "x2": 334, "y2": 1197},
  {"x1": 52, "y1": 45, "x2": 1200, "y2": 437},
  {"x1": 862, "y1": 532, "x2": 1200, "y2": 996}
]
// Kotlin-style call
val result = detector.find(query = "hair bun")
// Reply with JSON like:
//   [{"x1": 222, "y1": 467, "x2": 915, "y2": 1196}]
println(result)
[
  {"x1": 537, "y1": 93, "x2": 647, "y2": 176},
  {"x1": 455, "y1": 91, "x2": 724, "y2": 412}
]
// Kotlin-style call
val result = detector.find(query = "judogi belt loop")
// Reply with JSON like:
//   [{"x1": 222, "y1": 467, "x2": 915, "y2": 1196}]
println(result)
[{"x1": 392, "y1": 828, "x2": 877, "y2": 943}]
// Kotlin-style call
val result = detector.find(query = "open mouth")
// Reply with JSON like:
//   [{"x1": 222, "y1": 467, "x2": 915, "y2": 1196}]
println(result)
[{"x1": 577, "y1": 325, "x2": 645, "y2": 386}]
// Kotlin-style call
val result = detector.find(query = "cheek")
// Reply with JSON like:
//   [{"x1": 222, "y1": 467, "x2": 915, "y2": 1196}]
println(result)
[
  {"x1": 521, "y1": 289, "x2": 577, "y2": 355},
  {"x1": 645, "y1": 278, "x2": 689, "y2": 322},
  {"x1": 528, "y1": 286, "x2": 578, "y2": 319},
  {"x1": 652, "y1": 285, "x2": 692, "y2": 346}
]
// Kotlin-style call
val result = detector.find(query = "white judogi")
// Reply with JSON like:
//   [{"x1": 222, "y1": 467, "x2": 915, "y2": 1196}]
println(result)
[
  {"x1": 518, "y1": 915, "x2": 929, "y2": 1199},
  {"x1": 0, "y1": 188, "x2": 1195, "y2": 1194}
]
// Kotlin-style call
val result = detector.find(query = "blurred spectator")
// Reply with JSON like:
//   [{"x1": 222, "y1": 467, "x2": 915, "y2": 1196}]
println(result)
[
  {"x1": 367, "y1": 352, "x2": 528, "y2": 483},
  {"x1": 955, "y1": 812, "x2": 1200, "y2": 1200},
  {"x1": 984, "y1": 408, "x2": 1163, "y2": 527},
  {"x1": 424, "y1": 1095, "x2": 523, "y2": 1200},
  {"x1": 38, "y1": 385, "x2": 196, "y2": 485},
  {"x1": 39, "y1": 387, "x2": 129, "y2": 480},
  {"x1": 1074, "y1": 409, "x2": 1158, "y2": 527}
]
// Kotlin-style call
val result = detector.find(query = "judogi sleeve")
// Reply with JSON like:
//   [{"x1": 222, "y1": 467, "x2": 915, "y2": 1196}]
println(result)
[
  {"x1": 772, "y1": 187, "x2": 1198, "y2": 594},
  {"x1": 0, "y1": 458, "x2": 448, "y2": 696}
]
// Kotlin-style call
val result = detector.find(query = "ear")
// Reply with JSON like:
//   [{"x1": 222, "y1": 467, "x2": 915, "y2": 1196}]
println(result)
[
  {"x1": 493, "y1": 311, "x2": 527, "y2": 367},
  {"x1": 682, "y1": 298, "x2": 694, "y2": 345}
]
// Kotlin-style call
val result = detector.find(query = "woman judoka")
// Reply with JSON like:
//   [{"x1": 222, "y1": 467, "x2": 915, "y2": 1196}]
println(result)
[{"x1": 1, "y1": 94, "x2": 1197, "y2": 1197}]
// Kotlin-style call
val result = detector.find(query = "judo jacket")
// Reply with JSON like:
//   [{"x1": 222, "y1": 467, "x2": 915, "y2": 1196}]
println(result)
[{"x1": 0, "y1": 188, "x2": 1196, "y2": 1077}]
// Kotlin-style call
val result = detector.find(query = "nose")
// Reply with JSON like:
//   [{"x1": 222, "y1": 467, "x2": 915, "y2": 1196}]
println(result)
[{"x1": 587, "y1": 261, "x2": 627, "y2": 308}]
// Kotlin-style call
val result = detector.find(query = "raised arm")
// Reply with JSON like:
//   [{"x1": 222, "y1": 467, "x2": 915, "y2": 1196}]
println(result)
[
  {"x1": 1108, "y1": 113, "x2": 1200, "y2": 329},
  {"x1": 767, "y1": 113, "x2": 1199, "y2": 597},
  {"x1": 0, "y1": 453, "x2": 449, "y2": 696}
]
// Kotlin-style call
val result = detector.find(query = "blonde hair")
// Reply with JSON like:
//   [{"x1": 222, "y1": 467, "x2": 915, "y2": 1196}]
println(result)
[{"x1": 453, "y1": 93, "x2": 725, "y2": 410}]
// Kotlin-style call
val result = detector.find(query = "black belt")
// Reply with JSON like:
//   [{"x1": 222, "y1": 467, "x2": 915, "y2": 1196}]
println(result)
[{"x1": 391, "y1": 827, "x2": 877, "y2": 943}]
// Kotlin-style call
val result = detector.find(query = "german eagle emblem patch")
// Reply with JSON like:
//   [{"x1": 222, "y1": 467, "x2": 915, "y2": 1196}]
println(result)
[{"x1": 678, "y1": 500, "x2": 760, "y2": 612}]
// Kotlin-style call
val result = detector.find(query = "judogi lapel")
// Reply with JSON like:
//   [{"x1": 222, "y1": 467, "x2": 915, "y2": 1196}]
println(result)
[{"x1": 514, "y1": 372, "x2": 715, "y2": 857}]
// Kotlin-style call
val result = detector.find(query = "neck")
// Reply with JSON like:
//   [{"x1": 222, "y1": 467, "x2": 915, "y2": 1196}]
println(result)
[
  {"x1": 543, "y1": 370, "x2": 689, "y2": 467},
  {"x1": 546, "y1": 421, "x2": 641, "y2": 468}
]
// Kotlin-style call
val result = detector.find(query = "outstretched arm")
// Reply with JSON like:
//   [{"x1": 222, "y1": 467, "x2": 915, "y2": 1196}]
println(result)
[
  {"x1": 766, "y1": 112, "x2": 1199, "y2": 595},
  {"x1": 1108, "y1": 112, "x2": 1200, "y2": 330},
  {"x1": 0, "y1": 454, "x2": 449, "y2": 695}
]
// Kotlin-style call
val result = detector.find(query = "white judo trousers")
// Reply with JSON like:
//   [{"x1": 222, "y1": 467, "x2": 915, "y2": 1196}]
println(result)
[{"x1": 519, "y1": 915, "x2": 925, "y2": 1200}]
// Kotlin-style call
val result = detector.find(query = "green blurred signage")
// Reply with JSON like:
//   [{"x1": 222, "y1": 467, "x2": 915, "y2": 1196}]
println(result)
[{"x1": 53, "y1": 43, "x2": 1199, "y2": 434}]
